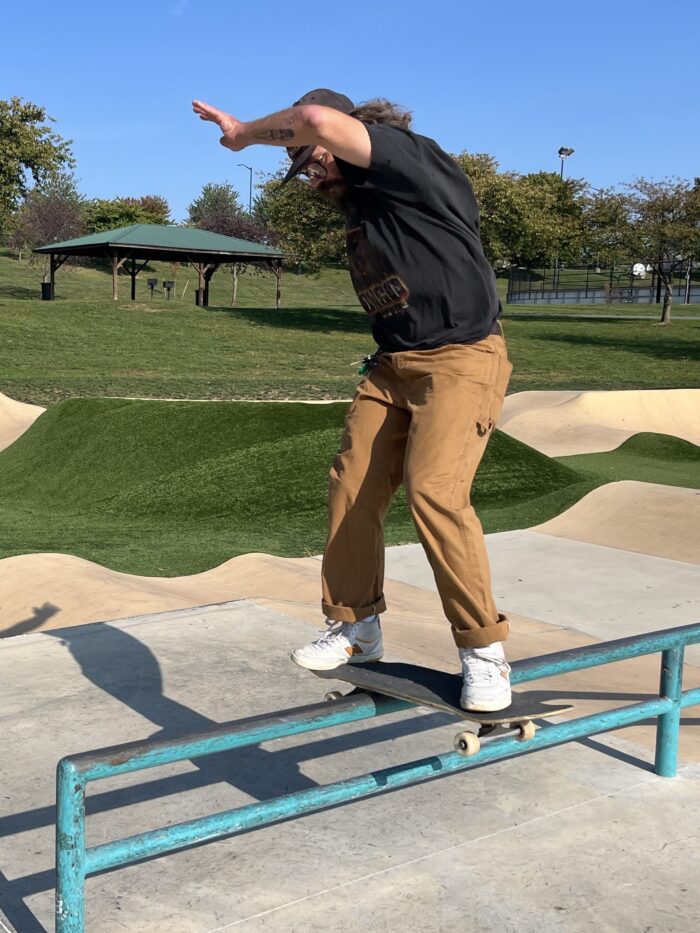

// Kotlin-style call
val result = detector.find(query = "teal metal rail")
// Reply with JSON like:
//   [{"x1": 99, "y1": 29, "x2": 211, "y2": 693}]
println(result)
[{"x1": 56, "y1": 622, "x2": 700, "y2": 932}]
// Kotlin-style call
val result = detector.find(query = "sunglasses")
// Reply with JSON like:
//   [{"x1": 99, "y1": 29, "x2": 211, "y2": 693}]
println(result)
[{"x1": 286, "y1": 146, "x2": 328, "y2": 179}]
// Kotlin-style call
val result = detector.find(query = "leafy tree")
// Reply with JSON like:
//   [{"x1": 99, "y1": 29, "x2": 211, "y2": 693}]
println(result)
[
  {"x1": 255, "y1": 170, "x2": 345, "y2": 272},
  {"x1": 579, "y1": 187, "x2": 631, "y2": 269},
  {"x1": 187, "y1": 182, "x2": 242, "y2": 233},
  {"x1": 624, "y1": 177, "x2": 700, "y2": 323},
  {"x1": 0, "y1": 97, "x2": 75, "y2": 235},
  {"x1": 84, "y1": 195, "x2": 171, "y2": 233},
  {"x1": 187, "y1": 181, "x2": 269, "y2": 242},
  {"x1": 453, "y1": 154, "x2": 587, "y2": 269},
  {"x1": 513, "y1": 172, "x2": 587, "y2": 268},
  {"x1": 8, "y1": 173, "x2": 85, "y2": 258},
  {"x1": 453, "y1": 152, "x2": 524, "y2": 267},
  {"x1": 187, "y1": 182, "x2": 275, "y2": 306}
]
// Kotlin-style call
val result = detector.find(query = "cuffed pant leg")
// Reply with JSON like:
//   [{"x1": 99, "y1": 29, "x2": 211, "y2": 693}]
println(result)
[
  {"x1": 322, "y1": 370, "x2": 408, "y2": 622},
  {"x1": 402, "y1": 337, "x2": 512, "y2": 648}
]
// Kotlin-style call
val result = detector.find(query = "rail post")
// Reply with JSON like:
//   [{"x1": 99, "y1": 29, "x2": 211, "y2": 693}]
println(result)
[
  {"x1": 655, "y1": 646, "x2": 684, "y2": 777},
  {"x1": 56, "y1": 758, "x2": 87, "y2": 933}
]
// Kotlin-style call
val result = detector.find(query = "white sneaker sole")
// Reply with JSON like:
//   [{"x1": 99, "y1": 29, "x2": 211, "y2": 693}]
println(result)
[
  {"x1": 460, "y1": 693, "x2": 512, "y2": 713},
  {"x1": 290, "y1": 651, "x2": 384, "y2": 671}
]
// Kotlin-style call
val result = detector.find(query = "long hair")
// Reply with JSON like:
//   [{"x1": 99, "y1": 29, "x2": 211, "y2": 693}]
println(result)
[{"x1": 350, "y1": 98, "x2": 413, "y2": 130}]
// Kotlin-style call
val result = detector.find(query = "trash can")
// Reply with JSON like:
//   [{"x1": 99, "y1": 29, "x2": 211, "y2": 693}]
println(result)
[
  {"x1": 195, "y1": 288, "x2": 205, "y2": 307},
  {"x1": 41, "y1": 282, "x2": 53, "y2": 300}
]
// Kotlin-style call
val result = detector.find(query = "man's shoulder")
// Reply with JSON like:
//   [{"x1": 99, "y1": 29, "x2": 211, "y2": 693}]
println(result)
[
  {"x1": 367, "y1": 124, "x2": 459, "y2": 175},
  {"x1": 368, "y1": 122, "x2": 444, "y2": 153}
]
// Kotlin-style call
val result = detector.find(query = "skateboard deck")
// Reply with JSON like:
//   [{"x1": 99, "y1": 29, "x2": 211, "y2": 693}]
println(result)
[{"x1": 312, "y1": 661, "x2": 573, "y2": 755}]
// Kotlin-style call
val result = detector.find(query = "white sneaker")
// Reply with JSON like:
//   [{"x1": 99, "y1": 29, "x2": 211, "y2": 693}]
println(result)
[
  {"x1": 459, "y1": 642, "x2": 512, "y2": 712},
  {"x1": 291, "y1": 616, "x2": 383, "y2": 671}
]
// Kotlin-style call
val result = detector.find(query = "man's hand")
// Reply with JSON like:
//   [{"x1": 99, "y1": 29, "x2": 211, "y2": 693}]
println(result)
[{"x1": 192, "y1": 100, "x2": 246, "y2": 152}]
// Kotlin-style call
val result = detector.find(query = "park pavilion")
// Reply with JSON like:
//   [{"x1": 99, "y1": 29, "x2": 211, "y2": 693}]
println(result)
[{"x1": 34, "y1": 223, "x2": 285, "y2": 307}]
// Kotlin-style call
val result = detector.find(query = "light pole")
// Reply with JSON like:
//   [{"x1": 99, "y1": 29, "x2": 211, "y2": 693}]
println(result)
[
  {"x1": 558, "y1": 146, "x2": 574, "y2": 179},
  {"x1": 238, "y1": 163, "x2": 253, "y2": 214},
  {"x1": 554, "y1": 147, "x2": 575, "y2": 292}
]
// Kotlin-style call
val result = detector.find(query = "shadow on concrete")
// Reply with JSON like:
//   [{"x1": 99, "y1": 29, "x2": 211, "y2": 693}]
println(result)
[
  {"x1": 47, "y1": 624, "x2": 452, "y2": 800},
  {"x1": 576, "y1": 736, "x2": 655, "y2": 773},
  {"x1": 1, "y1": 603, "x2": 60, "y2": 639},
  {"x1": 3, "y1": 626, "x2": 695, "y2": 929},
  {"x1": 0, "y1": 622, "x2": 449, "y2": 930}
]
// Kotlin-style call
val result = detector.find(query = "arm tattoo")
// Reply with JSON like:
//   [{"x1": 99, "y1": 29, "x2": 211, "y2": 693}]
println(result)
[{"x1": 254, "y1": 128, "x2": 295, "y2": 141}]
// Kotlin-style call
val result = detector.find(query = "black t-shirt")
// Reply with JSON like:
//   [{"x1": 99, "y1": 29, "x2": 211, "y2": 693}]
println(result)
[{"x1": 335, "y1": 123, "x2": 501, "y2": 352}]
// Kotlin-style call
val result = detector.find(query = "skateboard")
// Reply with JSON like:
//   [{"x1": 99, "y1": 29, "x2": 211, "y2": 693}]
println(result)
[{"x1": 312, "y1": 661, "x2": 573, "y2": 756}]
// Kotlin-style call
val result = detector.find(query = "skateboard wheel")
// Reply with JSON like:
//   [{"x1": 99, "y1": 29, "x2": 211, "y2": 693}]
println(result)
[
  {"x1": 454, "y1": 731, "x2": 481, "y2": 757},
  {"x1": 516, "y1": 720, "x2": 536, "y2": 742},
  {"x1": 324, "y1": 691, "x2": 344, "y2": 702}
]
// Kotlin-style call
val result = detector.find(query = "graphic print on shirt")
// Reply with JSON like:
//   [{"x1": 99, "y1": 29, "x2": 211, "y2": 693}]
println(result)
[{"x1": 346, "y1": 208, "x2": 411, "y2": 318}]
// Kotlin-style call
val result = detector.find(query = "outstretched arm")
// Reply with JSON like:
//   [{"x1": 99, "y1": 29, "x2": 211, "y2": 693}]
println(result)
[{"x1": 192, "y1": 100, "x2": 371, "y2": 168}]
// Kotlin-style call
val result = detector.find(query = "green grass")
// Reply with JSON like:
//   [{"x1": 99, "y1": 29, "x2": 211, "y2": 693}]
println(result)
[
  {"x1": 1, "y1": 249, "x2": 697, "y2": 575},
  {"x1": 0, "y1": 400, "x2": 697, "y2": 575},
  {"x1": 557, "y1": 433, "x2": 700, "y2": 489},
  {"x1": 1, "y1": 250, "x2": 698, "y2": 405},
  {"x1": 0, "y1": 398, "x2": 594, "y2": 574}
]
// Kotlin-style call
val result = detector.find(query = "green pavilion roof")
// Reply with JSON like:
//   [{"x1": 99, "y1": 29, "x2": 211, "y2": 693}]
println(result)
[{"x1": 34, "y1": 224, "x2": 284, "y2": 260}]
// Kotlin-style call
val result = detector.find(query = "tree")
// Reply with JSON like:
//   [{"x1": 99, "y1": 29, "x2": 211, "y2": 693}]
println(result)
[
  {"x1": 255, "y1": 171, "x2": 346, "y2": 271},
  {"x1": 624, "y1": 177, "x2": 700, "y2": 324},
  {"x1": 187, "y1": 182, "x2": 243, "y2": 233},
  {"x1": 84, "y1": 195, "x2": 171, "y2": 233},
  {"x1": 187, "y1": 182, "x2": 274, "y2": 306},
  {"x1": 453, "y1": 154, "x2": 587, "y2": 270},
  {"x1": 8, "y1": 173, "x2": 85, "y2": 261},
  {"x1": 513, "y1": 171, "x2": 587, "y2": 268},
  {"x1": 579, "y1": 187, "x2": 631, "y2": 269},
  {"x1": 187, "y1": 181, "x2": 270, "y2": 241},
  {"x1": 452, "y1": 152, "x2": 525, "y2": 266},
  {"x1": 0, "y1": 97, "x2": 75, "y2": 235}
]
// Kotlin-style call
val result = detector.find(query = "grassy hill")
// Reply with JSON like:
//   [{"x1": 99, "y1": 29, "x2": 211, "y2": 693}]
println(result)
[
  {"x1": 558, "y1": 433, "x2": 700, "y2": 488},
  {"x1": 0, "y1": 398, "x2": 594, "y2": 574},
  {"x1": 1, "y1": 399, "x2": 696, "y2": 575},
  {"x1": 1, "y1": 248, "x2": 697, "y2": 575},
  {"x1": 1, "y1": 249, "x2": 698, "y2": 405}
]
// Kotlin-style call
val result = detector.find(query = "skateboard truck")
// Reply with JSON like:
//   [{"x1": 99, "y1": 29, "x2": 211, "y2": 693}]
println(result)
[{"x1": 454, "y1": 719, "x2": 536, "y2": 756}]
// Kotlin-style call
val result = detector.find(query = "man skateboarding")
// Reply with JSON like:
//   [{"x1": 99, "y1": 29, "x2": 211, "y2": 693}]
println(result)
[{"x1": 193, "y1": 89, "x2": 513, "y2": 711}]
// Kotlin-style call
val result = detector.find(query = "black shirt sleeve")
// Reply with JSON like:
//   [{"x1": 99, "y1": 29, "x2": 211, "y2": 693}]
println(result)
[{"x1": 335, "y1": 123, "x2": 429, "y2": 200}]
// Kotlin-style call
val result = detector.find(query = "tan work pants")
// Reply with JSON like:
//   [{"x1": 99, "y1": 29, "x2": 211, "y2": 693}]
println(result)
[{"x1": 321, "y1": 333, "x2": 512, "y2": 649}]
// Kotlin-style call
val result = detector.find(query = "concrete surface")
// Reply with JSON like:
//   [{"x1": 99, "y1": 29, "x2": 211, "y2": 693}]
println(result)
[
  {"x1": 533, "y1": 481, "x2": 700, "y2": 564},
  {"x1": 498, "y1": 388, "x2": 700, "y2": 455},
  {"x1": 383, "y1": 537, "x2": 700, "y2": 666},
  {"x1": 1, "y1": 601, "x2": 699, "y2": 932},
  {"x1": 0, "y1": 393, "x2": 44, "y2": 453},
  {"x1": 2, "y1": 386, "x2": 699, "y2": 930},
  {"x1": 2, "y1": 480, "x2": 697, "y2": 638}
]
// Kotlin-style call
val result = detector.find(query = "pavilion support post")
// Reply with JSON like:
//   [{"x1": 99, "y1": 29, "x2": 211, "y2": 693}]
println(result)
[
  {"x1": 203, "y1": 264, "x2": 219, "y2": 308},
  {"x1": 49, "y1": 253, "x2": 56, "y2": 300},
  {"x1": 193, "y1": 262, "x2": 206, "y2": 307},
  {"x1": 111, "y1": 253, "x2": 130, "y2": 302},
  {"x1": 276, "y1": 260, "x2": 282, "y2": 309},
  {"x1": 46, "y1": 254, "x2": 68, "y2": 300},
  {"x1": 131, "y1": 259, "x2": 149, "y2": 301}
]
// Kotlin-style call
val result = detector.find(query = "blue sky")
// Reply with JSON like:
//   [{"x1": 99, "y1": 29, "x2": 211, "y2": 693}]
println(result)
[{"x1": 4, "y1": 0, "x2": 699, "y2": 221}]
